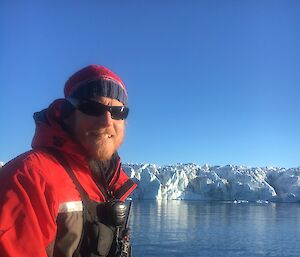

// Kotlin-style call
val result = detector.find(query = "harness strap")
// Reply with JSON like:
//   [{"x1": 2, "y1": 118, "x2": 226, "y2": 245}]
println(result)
[
  {"x1": 47, "y1": 148, "x2": 90, "y2": 202},
  {"x1": 44, "y1": 148, "x2": 95, "y2": 257}
]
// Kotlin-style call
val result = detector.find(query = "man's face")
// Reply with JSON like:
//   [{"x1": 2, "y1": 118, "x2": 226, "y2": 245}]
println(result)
[{"x1": 65, "y1": 96, "x2": 126, "y2": 160}]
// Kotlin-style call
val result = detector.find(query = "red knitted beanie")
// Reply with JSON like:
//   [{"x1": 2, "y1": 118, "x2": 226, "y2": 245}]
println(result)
[{"x1": 64, "y1": 65, "x2": 128, "y2": 105}]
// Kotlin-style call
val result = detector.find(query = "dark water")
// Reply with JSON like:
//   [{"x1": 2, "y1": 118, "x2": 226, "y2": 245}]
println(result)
[{"x1": 129, "y1": 200, "x2": 300, "y2": 257}]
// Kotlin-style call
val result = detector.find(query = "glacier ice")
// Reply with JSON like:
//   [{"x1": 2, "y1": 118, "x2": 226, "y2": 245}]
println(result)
[{"x1": 122, "y1": 163, "x2": 300, "y2": 203}]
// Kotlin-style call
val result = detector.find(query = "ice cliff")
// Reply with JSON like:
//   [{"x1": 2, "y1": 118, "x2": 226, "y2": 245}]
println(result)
[{"x1": 123, "y1": 163, "x2": 300, "y2": 203}]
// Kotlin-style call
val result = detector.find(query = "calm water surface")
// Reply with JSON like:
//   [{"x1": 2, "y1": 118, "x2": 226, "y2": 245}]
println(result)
[{"x1": 129, "y1": 201, "x2": 300, "y2": 257}]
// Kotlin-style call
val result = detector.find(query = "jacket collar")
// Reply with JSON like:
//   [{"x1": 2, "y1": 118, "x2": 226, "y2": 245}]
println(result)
[{"x1": 31, "y1": 99, "x2": 88, "y2": 165}]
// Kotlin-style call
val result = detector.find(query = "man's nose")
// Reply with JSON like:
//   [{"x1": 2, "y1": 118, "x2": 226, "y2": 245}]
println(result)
[{"x1": 97, "y1": 111, "x2": 113, "y2": 127}]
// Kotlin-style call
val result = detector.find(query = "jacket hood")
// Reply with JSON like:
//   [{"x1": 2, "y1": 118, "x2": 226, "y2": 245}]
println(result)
[{"x1": 31, "y1": 99, "x2": 88, "y2": 164}]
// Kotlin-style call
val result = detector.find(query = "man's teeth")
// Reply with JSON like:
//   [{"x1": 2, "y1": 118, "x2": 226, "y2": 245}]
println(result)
[{"x1": 89, "y1": 132, "x2": 112, "y2": 138}]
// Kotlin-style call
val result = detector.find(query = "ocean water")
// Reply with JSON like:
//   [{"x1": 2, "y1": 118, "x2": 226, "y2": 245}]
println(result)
[{"x1": 129, "y1": 200, "x2": 300, "y2": 257}]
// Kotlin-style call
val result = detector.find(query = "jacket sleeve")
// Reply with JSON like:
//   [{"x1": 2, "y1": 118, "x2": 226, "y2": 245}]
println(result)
[
  {"x1": 109, "y1": 163, "x2": 137, "y2": 201},
  {"x1": 0, "y1": 159, "x2": 58, "y2": 257}
]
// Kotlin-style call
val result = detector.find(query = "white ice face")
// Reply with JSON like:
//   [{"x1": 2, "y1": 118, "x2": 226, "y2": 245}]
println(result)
[{"x1": 122, "y1": 163, "x2": 300, "y2": 202}]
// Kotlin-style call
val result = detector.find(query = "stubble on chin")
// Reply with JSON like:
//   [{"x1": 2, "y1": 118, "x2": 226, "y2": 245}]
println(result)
[
  {"x1": 88, "y1": 139, "x2": 115, "y2": 161},
  {"x1": 94, "y1": 149, "x2": 113, "y2": 161},
  {"x1": 93, "y1": 130, "x2": 125, "y2": 161}
]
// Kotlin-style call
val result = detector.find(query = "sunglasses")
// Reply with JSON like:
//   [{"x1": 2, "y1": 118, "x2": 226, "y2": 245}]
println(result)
[{"x1": 67, "y1": 98, "x2": 129, "y2": 120}]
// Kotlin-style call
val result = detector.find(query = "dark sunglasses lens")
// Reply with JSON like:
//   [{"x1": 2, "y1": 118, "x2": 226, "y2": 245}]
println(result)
[
  {"x1": 110, "y1": 106, "x2": 129, "y2": 120},
  {"x1": 78, "y1": 101, "x2": 106, "y2": 116},
  {"x1": 77, "y1": 101, "x2": 129, "y2": 120}
]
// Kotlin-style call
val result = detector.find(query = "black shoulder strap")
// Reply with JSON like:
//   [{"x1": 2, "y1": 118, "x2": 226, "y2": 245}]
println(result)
[
  {"x1": 44, "y1": 148, "x2": 100, "y2": 257},
  {"x1": 45, "y1": 148, "x2": 90, "y2": 202}
]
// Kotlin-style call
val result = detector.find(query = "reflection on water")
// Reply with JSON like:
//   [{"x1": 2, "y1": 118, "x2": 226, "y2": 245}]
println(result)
[{"x1": 130, "y1": 201, "x2": 300, "y2": 257}]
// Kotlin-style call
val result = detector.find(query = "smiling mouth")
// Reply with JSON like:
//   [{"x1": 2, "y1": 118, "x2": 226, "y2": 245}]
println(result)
[{"x1": 88, "y1": 131, "x2": 113, "y2": 139}]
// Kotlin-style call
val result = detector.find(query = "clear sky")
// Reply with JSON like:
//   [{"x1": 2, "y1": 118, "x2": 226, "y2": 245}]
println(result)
[{"x1": 1, "y1": 1, "x2": 299, "y2": 168}]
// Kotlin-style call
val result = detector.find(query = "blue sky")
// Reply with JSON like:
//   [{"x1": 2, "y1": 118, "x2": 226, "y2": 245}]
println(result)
[{"x1": 1, "y1": 1, "x2": 299, "y2": 168}]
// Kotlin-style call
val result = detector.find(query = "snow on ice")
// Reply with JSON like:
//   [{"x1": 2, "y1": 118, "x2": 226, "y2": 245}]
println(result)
[{"x1": 123, "y1": 163, "x2": 300, "y2": 203}]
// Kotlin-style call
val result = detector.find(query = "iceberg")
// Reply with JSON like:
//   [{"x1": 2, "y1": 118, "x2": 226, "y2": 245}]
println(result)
[{"x1": 122, "y1": 163, "x2": 300, "y2": 203}]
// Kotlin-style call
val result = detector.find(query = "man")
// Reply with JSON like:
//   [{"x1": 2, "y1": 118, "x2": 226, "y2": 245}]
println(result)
[{"x1": 0, "y1": 65, "x2": 137, "y2": 257}]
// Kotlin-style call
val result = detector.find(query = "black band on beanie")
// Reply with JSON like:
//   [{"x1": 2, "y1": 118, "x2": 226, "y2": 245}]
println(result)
[{"x1": 69, "y1": 78, "x2": 128, "y2": 106}]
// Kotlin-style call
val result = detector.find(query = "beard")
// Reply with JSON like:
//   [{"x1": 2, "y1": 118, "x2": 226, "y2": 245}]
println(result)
[{"x1": 88, "y1": 152, "x2": 119, "y2": 188}]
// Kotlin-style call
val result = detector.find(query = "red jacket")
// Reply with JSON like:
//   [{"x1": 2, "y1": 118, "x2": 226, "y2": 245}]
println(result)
[{"x1": 0, "y1": 99, "x2": 136, "y2": 257}]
